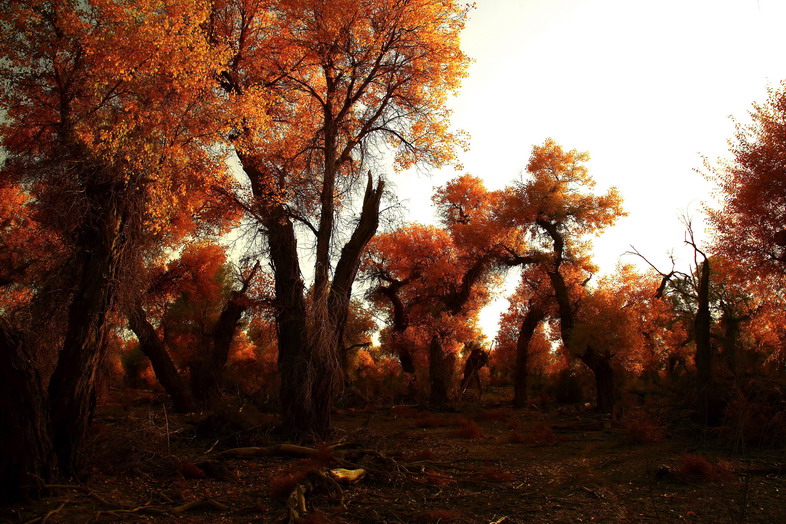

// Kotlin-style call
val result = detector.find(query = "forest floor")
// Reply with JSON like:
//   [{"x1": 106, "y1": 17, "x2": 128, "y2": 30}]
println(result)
[{"x1": 4, "y1": 388, "x2": 786, "y2": 523}]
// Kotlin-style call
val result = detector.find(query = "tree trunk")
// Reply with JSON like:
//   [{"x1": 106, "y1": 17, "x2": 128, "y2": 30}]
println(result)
[
  {"x1": 128, "y1": 305, "x2": 195, "y2": 413},
  {"x1": 191, "y1": 290, "x2": 249, "y2": 409},
  {"x1": 375, "y1": 279, "x2": 415, "y2": 374},
  {"x1": 265, "y1": 209, "x2": 320, "y2": 436},
  {"x1": 513, "y1": 304, "x2": 545, "y2": 409},
  {"x1": 0, "y1": 319, "x2": 55, "y2": 503},
  {"x1": 547, "y1": 266, "x2": 618, "y2": 413},
  {"x1": 429, "y1": 335, "x2": 451, "y2": 406},
  {"x1": 580, "y1": 347, "x2": 617, "y2": 414},
  {"x1": 694, "y1": 258, "x2": 714, "y2": 423},
  {"x1": 48, "y1": 183, "x2": 129, "y2": 476}
]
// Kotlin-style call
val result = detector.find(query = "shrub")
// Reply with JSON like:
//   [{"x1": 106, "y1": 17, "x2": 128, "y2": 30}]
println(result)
[
  {"x1": 454, "y1": 417, "x2": 483, "y2": 439},
  {"x1": 414, "y1": 413, "x2": 456, "y2": 428},
  {"x1": 619, "y1": 410, "x2": 665, "y2": 444},
  {"x1": 530, "y1": 422, "x2": 557, "y2": 445},
  {"x1": 677, "y1": 454, "x2": 732, "y2": 482}
]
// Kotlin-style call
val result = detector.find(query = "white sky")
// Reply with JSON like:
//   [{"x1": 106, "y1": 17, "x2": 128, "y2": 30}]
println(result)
[{"x1": 389, "y1": 0, "x2": 786, "y2": 339}]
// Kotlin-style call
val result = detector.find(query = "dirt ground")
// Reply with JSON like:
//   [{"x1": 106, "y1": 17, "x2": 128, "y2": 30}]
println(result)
[{"x1": 4, "y1": 389, "x2": 786, "y2": 523}]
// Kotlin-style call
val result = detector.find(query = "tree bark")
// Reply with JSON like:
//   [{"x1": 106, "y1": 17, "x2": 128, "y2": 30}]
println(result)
[
  {"x1": 0, "y1": 319, "x2": 55, "y2": 503},
  {"x1": 127, "y1": 305, "x2": 196, "y2": 413},
  {"x1": 429, "y1": 334, "x2": 451, "y2": 406},
  {"x1": 579, "y1": 346, "x2": 617, "y2": 414},
  {"x1": 265, "y1": 208, "x2": 315, "y2": 435},
  {"x1": 694, "y1": 258, "x2": 714, "y2": 423},
  {"x1": 544, "y1": 236, "x2": 618, "y2": 414},
  {"x1": 375, "y1": 280, "x2": 415, "y2": 374},
  {"x1": 328, "y1": 173, "x2": 384, "y2": 358},
  {"x1": 48, "y1": 182, "x2": 130, "y2": 476},
  {"x1": 191, "y1": 288, "x2": 249, "y2": 409},
  {"x1": 513, "y1": 304, "x2": 546, "y2": 409}
]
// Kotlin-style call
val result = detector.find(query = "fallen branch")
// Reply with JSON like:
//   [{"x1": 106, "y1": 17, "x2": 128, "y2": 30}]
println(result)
[
  {"x1": 25, "y1": 501, "x2": 67, "y2": 524},
  {"x1": 94, "y1": 504, "x2": 167, "y2": 519},
  {"x1": 217, "y1": 443, "x2": 324, "y2": 459},
  {"x1": 43, "y1": 484, "x2": 112, "y2": 506},
  {"x1": 173, "y1": 498, "x2": 228, "y2": 513}
]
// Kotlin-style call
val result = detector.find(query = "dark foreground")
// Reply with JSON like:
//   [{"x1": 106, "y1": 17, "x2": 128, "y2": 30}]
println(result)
[{"x1": 4, "y1": 391, "x2": 786, "y2": 523}]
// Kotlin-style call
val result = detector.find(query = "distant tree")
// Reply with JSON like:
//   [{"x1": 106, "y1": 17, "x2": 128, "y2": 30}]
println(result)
[
  {"x1": 632, "y1": 221, "x2": 718, "y2": 422},
  {"x1": 366, "y1": 175, "x2": 528, "y2": 404},
  {"x1": 504, "y1": 139, "x2": 625, "y2": 412},
  {"x1": 496, "y1": 265, "x2": 551, "y2": 409},
  {"x1": 709, "y1": 80, "x2": 786, "y2": 277},
  {"x1": 128, "y1": 243, "x2": 266, "y2": 411}
]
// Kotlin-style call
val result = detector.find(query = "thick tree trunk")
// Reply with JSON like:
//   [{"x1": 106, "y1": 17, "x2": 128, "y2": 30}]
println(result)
[
  {"x1": 375, "y1": 279, "x2": 415, "y2": 374},
  {"x1": 267, "y1": 213, "x2": 316, "y2": 435},
  {"x1": 0, "y1": 320, "x2": 55, "y2": 503},
  {"x1": 328, "y1": 173, "x2": 384, "y2": 359},
  {"x1": 547, "y1": 264, "x2": 618, "y2": 413},
  {"x1": 396, "y1": 341, "x2": 416, "y2": 375},
  {"x1": 128, "y1": 305, "x2": 195, "y2": 413},
  {"x1": 48, "y1": 184, "x2": 128, "y2": 476},
  {"x1": 694, "y1": 258, "x2": 714, "y2": 423},
  {"x1": 580, "y1": 347, "x2": 617, "y2": 414},
  {"x1": 429, "y1": 335, "x2": 451, "y2": 406},
  {"x1": 513, "y1": 304, "x2": 546, "y2": 409}
]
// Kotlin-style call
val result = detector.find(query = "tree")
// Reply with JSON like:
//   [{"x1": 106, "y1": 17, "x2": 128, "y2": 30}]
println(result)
[
  {"x1": 213, "y1": 0, "x2": 471, "y2": 435},
  {"x1": 497, "y1": 265, "x2": 551, "y2": 408},
  {"x1": 504, "y1": 139, "x2": 625, "y2": 412},
  {"x1": 631, "y1": 221, "x2": 720, "y2": 422},
  {"x1": 709, "y1": 80, "x2": 786, "y2": 277},
  {"x1": 0, "y1": 0, "x2": 232, "y2": 492},
  {"x1": 366, "y1": 223, "x2": 480, "y2": 403},
  {"x1": 127, "y1": 243, "x2": 266, "y2": 411},
  {"x1": 366, "y1": 175, "x2": 517, "y2": 404}
]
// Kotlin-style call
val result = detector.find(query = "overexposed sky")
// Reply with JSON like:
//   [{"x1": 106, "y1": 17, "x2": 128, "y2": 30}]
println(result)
[{"x1": 390, "y1": 0, "x2": 786, "y2": 338}]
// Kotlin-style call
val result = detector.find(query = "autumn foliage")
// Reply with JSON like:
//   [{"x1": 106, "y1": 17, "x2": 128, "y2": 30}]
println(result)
[{"x1": 3, "y1": 0, "x2": 786, "y2": 510}]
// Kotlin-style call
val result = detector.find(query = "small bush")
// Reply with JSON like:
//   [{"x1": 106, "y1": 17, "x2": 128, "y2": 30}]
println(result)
[
  {"x1": 269, "y1": 460, "x2": 322, "y2": 498},
  {"x1": 619, "y1": 410, "x2": 665, "y2": 444},
  {"x1": 506, "y1": 431, "x2": 527, "y2": 443},
  {"x1": 454, "y1": 417, "x2": 483, "y2": 439},
  {"x1": 476, "y1": 409, "x2": 509, "y2": 422},
  {"x1": 414, "y1": 413, "x2": 457, "y2": 428},
  {"x1": 530, "y1": 422, "x2": 557, "y2": 445},
  {"x1": 505, "y1": 418, "x2": 522, "y2": 430},
  {"x1": 390, "y1": 405, "x2": 419, "y2": 418},
  {"x1": 677, "y1": 454, "x2": 732, "y2": 482},
  {"x1": 723, "y1": 386, "x2": 786, "y2": 448},
  {"x1": 177, "y1": 461, "x2": 207, "y2": 479}
]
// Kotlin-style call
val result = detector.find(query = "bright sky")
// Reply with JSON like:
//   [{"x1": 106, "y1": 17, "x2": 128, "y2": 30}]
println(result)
[{"x1": 389, "y1": 0, "x2": 786, "y2": 339}]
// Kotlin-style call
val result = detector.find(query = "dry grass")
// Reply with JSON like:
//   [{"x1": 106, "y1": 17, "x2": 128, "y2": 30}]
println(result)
[
  {"x1": 454, "y1": 417, "x2": 484, "y2": 439},
  {"x1": 619, "y1": 410, "x2": 665, "y2": 444},
  {"x1": 479, "y1": 466, "x2": 514, "y2": 482},
  {"x1": 677, "y1": 454, "x2": 732, "y2": 482},
  {"x1": 390, "y1": 405, "x2": 419, "y2": 418},
  {"x1": 413, "y1": 413, "x2": 457, "y2": 428},
  {"x1": 401, "y1": 448, "x2": 437, "y2": 461},
  {"x1": 418, "y1": 509, "x2": 463, "y2": 522}
]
